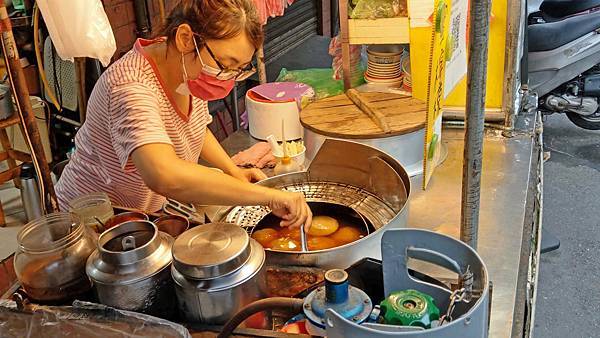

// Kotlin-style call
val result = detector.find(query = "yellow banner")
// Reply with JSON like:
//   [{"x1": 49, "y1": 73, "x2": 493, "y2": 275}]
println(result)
[{"x1": 422, "y1": 0, "x2": 460, "y2": 189}]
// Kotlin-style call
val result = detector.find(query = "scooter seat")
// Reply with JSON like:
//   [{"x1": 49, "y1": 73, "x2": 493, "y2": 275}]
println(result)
[
  {"x1": 540, "y1": 0, "x2": 600, "y2": 18},
  {"x1": 528, "y1": 10, "x2": 600, "y2": 52}
]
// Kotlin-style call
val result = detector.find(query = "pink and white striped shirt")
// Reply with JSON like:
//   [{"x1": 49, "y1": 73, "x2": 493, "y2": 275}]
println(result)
[{"x1": 56, "y1": 38, "x2": 212, "y2": 212}]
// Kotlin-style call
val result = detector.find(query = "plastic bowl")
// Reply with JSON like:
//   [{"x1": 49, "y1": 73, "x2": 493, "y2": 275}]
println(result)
[{"x1": 274, "y1": 144, "x2": 306, "y2": 168}]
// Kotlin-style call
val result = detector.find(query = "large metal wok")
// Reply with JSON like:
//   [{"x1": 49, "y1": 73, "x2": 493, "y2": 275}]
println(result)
[{"x1": 222, "y1": 139, "x2": 411, "y2": 269}]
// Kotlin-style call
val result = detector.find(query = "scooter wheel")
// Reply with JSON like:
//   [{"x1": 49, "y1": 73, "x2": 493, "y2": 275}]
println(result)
[{"x1": 566, "y1": 112, "x2": 600, "y2": 130}]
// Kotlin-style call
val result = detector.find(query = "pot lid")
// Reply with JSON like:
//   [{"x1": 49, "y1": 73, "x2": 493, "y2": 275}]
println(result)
[
  {"x1": 248, "y1": 82, "x2": 314, "y2": 103},
  {"x1": 172, "y1": 223, "x2": 251, "y2": 279},
  {"x1": 300, "y1": 92, "x2": 426, "y2": 139},
  {"x1": 172, "y1": 239, "x2": 265, "y2": 292}
]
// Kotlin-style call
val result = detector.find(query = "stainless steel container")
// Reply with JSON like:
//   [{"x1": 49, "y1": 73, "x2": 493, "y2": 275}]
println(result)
[
  {"x1": 19, "y1": 162, "x2": 43, "y2": 222},
  {"x1": 304, "y1": 126, "x2": 426, "y2": 176},
  {"x1": 222, "y1": 139, "x2": 411, "y2": 269},
  {"x1": 171, "y1": 223, "x2": 266, "y2": 324},
  {"x1": 86, "y1": 220, "x2": 175, "y2": 318}
]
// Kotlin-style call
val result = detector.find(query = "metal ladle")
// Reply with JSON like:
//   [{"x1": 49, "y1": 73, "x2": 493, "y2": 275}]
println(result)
[{"x1": 300, "y1": 224, "x2": 308, "y2": 252}]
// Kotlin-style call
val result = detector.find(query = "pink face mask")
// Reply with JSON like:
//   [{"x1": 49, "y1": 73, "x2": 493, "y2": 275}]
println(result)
[
  {"x1": 182, "y1": 71, "x2": 234, "y2": 101},
  {"x1": 175, "y1": 47, "x2": 235, "y2": 101}
]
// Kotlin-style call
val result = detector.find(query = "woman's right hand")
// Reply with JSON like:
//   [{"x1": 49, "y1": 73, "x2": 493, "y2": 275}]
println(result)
[{"x1": 267, "y1": 190, "x2": 312, "y2": 232}]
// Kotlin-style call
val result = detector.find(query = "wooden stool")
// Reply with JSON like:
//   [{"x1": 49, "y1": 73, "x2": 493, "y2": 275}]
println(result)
[{"x1": 0, "y1": 114, "x2": 32, "y2": 226}]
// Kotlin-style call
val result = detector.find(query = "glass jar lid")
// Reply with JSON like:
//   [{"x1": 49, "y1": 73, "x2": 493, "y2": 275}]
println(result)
[
  {"x1": 172, "y1": 223, "x2": 250, "y2": 279},
  {"x1": 17, "y1": 212, "x2": 84, "y2": 253}
]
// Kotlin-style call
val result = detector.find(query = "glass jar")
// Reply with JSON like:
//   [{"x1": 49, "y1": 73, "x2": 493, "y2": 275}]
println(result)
[
  {"x1": 14, "y1": 212, "x2": 96, "y2": 303},
  {"x1": 68, "y1": 192, "x2": 114, "y2": 233}
]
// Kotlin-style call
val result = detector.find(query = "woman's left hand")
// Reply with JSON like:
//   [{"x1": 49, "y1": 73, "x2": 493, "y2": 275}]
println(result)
[{"x1": 230, "y1": 167, "x2": 267, "y2": 183}]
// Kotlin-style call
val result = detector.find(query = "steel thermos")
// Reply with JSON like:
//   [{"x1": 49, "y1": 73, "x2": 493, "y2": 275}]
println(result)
[{"x1": 20, "y1": 162, "x2": 43, "y2": 222}]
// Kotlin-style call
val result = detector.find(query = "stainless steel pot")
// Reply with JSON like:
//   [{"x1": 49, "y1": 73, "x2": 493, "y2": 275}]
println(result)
[
  {"x1": 304, "y1": 123, "x2": 425, "y2": 176},
  {"x1": 86, "y1": 220, "x2": 175, "y2": 317},
  {"x1": 222, "y1": 139, "x2": 411, "y2": 269},
  {"x1": 171, "y1": 223, "x2": 266, "y2": 324}
]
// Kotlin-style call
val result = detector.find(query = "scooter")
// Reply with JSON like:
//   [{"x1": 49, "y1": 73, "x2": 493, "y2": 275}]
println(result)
[{"x1": 527, "y1": 0, "x2": 600, "y2": 129}]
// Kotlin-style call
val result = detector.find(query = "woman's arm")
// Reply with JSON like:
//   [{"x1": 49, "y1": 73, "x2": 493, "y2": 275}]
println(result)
[
  {"x1": 200, "y1": 129, "x2": 266, "y2": 182},
  {"x1": 200, "y1": 129, "x2": 240, "y2": 175},
  {"x1": 132, "y1": 143, "x2": 311, "y2": 229}
]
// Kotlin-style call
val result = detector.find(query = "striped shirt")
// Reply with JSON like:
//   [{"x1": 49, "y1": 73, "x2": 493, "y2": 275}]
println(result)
[{"x1": 56, "y1": 38, "x2": 212, "y2": 212}]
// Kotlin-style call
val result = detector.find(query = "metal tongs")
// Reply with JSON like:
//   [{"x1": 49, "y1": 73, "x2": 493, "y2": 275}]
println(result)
[{"x1": 162, "y1": 198, "x2": 204, "y2": 224}]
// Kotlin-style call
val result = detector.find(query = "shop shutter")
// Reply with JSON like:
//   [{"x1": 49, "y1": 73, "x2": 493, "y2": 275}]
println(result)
[{"x1": 263, "y1": 0, "x2": 318, "y2": 64}]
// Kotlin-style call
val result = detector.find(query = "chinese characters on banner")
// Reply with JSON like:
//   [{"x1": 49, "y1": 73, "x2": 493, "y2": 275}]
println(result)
[
  {"x1": 444, "y1": 0, "x2": 468, "y2": 97},
  {"x1": 422, "y1": 0, "x2": 468, "y2": 189}
]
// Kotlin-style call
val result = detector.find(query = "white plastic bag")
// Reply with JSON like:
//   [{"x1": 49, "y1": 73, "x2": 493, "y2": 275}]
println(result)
[{"x1": 36, "y1": 0, "x2": 117, "y2": 66}]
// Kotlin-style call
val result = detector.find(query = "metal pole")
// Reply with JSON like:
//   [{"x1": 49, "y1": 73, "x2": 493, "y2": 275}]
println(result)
[
  {"x1": 75, "y1": 57, "x2": 87, "y2": 123},
  {"x1": 157, "y1": 0, "x2": 166, "y2": 24},
  {"x1": 256, "y1": 45, "x2": 267, "y2": 84},
  {"x1": 232, "y1": 84, "x2": 240, "y2": 131},
  {"x1": 460, "y1": 0, "x2": 492, "y2": 249},
  {"x1": 133, "y1": 0, "x2": 151, "y2": 38},
  {"x1": 0, "y1": 0, "x2": 58, "y2": 213},
  {"x1": 502, "y1": 0, "x2": 527, "y2": 133}
]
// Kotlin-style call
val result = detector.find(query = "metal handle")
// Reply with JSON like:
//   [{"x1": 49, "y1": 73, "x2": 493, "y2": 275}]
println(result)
[
  {"x1": 122, "y1": 236, "x2": 136, "y2": 250},
  {"x1": 406, "y1": 246, "x2": 463, "y2": 275},
  {"x1": 354, "y1": 210, "x2": 370, "y2": 235}
]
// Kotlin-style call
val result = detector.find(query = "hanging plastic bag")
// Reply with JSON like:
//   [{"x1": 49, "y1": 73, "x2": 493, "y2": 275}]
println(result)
[
  {"x1": 36, "y1": 0, "x2": 116, "y2": 66},
  {"x1": 276, "y1": 68, "x2": 365, "y2": 99},
  {"x1": 328, "y1": 35, "x2": 365, "y2": 82}
]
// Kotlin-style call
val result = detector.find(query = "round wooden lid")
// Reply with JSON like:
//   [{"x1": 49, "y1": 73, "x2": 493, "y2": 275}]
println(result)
[{"x1": 300, "y1": 92, "x2": 427, "y2": 139}]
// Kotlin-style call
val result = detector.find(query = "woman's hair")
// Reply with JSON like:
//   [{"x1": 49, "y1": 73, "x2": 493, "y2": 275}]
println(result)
[{"x1": 159, "y1": 0, "x2": 263, "y2": 49}]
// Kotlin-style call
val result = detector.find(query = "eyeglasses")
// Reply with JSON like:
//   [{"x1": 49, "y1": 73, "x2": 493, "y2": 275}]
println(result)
[{"x1": 193, "y1": 35, "x2": 256, "y2": 82}]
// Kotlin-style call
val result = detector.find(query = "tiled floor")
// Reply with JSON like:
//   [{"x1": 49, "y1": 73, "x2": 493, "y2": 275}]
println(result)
[{"x1": 0, "y1": 182, "x2": 26, "y2": 260}]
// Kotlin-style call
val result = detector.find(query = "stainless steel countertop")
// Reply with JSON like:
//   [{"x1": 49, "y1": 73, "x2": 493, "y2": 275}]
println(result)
[
  {"x1": 408, "y1": 127, "x2": 534, "y2": 338},
  {"x1": 218, "y1": 126, "x2": 536, "y2": 337}
]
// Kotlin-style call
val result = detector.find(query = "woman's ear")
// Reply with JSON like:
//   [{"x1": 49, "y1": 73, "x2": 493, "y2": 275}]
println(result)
[{"x1": 174, "y1": 24, "x2": 196, "y2": 54}]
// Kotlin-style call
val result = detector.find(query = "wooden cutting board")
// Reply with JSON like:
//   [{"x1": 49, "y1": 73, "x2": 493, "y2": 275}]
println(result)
[{"x1": 300, "y1": 92, "x2": 426, "y2": 139}]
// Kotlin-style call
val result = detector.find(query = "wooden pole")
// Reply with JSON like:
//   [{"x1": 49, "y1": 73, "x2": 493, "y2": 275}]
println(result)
[
  {"x1": 0, "y1": 0, "x2": 58, "y2": 213},
  {"x1": 338, "y1": 0, "x2": 351, "y2": 89}
]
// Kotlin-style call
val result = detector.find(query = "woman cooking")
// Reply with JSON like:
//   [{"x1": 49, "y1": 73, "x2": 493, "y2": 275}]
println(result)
[{"x1": 56, "y1": 0, "x2": 312, "y2": 230}]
